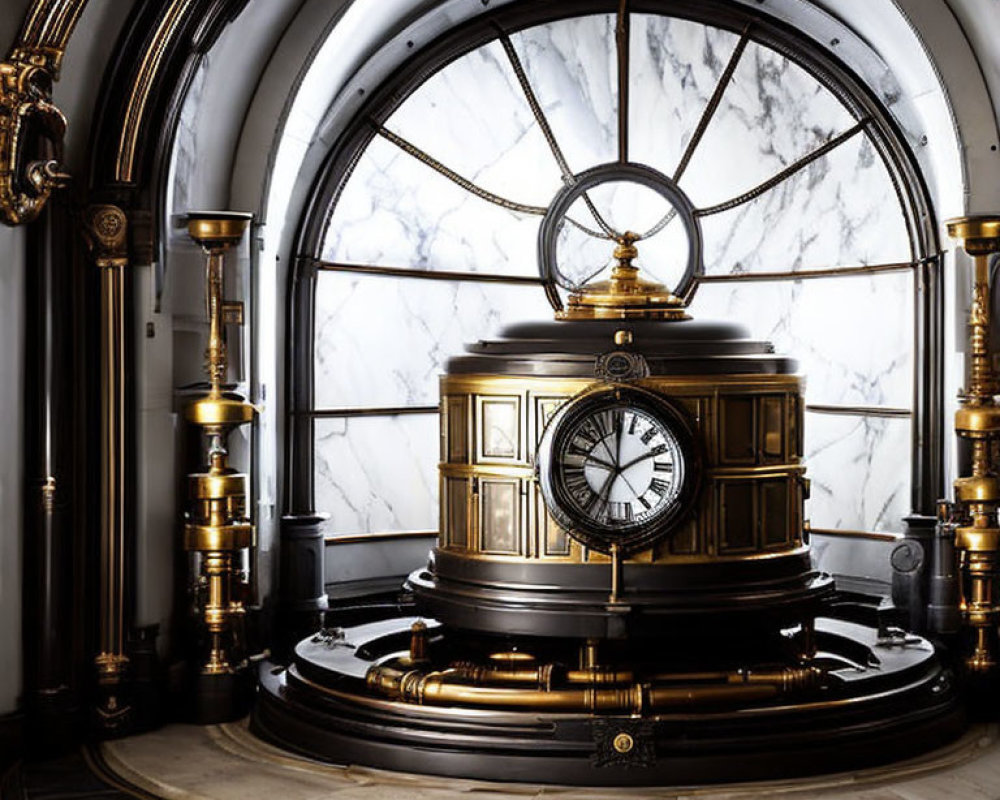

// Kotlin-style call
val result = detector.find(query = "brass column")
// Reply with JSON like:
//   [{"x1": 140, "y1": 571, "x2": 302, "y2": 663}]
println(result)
[
  {"x1": 183, "y1": 211, "x2": 254, "y2": 721},
  {"x1": 85, "y1": 204, "x2": 133, "y2": 729},
  {"x1": 947, "y1": 216, "x2": 1000, "y2": 674}
]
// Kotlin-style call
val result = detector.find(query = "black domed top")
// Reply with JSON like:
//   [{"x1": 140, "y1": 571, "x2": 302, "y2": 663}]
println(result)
[{"x1": 446, "y1": 318, "x2": 795, "y2": 378}]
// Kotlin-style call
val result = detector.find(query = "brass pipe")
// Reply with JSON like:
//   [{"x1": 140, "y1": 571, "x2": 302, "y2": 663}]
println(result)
[
  {"x1": 446, "y1": 662, "x2": 819, "y2": 690},
  {"x1": 367, "y1": 664, "x2": 820, "y2": 711}
]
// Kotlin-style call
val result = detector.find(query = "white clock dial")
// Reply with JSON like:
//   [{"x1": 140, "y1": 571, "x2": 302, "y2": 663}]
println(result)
[{"x1": 554, "y1": 404, "x2": 685, "y2": 531}]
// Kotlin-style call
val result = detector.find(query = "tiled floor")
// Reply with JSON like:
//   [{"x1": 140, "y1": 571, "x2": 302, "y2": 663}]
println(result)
[{"x1": 86, "y1": 719, "x2": 1000, "y2": 800}]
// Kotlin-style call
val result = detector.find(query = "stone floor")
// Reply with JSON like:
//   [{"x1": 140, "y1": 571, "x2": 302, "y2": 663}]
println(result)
[{"x1": 92, "y1": 719, "x2": 1000, "y2": 800}]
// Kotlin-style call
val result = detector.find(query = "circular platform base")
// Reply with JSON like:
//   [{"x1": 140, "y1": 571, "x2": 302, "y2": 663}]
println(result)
[{"x1": 252, "y1": 617, "x2": 964, "y2": 786}]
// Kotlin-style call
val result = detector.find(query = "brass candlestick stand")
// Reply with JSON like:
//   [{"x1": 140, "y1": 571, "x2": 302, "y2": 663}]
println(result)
[
  {"x1": 183, "y1": 211, "x2": 254, "y2": 722},
  {"x1": 946, "y1": 216, "x2": 1000, "y2": 675}
]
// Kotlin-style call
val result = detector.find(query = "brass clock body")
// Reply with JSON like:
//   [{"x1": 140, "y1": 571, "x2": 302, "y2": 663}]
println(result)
[{"x1": 412, "y1": 318, "x2": 826, "y2": 639}]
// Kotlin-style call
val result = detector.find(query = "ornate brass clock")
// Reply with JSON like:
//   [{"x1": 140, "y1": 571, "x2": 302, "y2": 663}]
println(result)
[{"x1": 537, "y1": 385, "x2": 699, "y2": 555}]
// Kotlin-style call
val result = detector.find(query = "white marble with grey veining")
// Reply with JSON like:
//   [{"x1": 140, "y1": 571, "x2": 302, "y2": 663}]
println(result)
[
  {"x1": 804, "y1": 411, "x2": 911, "y2": 533},
  {"x1": 323, "y1": 134, "x2": 545, "y2": 276},
  {"x1": 695, "y1": 271, "x2": 913, "y2": 409},
  {"x1": 313, "y1": 272, "x2": 553, "y2": 409},
  {"x1": 314, "y1": 414, "x2": 439, "y2": 535}
]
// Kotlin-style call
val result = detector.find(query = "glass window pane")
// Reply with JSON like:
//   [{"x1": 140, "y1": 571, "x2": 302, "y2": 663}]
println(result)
[
  {"x1": 804, "y1": 411, "x2": 911, "y2": 533},
  {"x1": 322, "y1": 135, "x2": 544, "y2": 276},
  {"x1": 315, "y1": 272, "x2": 553, "y2": 409},
  {"x1": 314, "y1": 414, "x2": 438, "y2": 535},
  {"x1": 678, "y1": 41, "x2": 855, "y2": 210},
  {"x1": 694, "y1": 271, "x2": 913, "y2": 408},
  {"x1": 511, "y1": 14, "x2": 618, "y2": 169},
  {"x1": 386, "y1": 39, "x2": 564, "y2": 206},
  {"x1": 699, "y1": 134, "x2": 911, "y2": 274},
  {"x1": 629, "y1": 16, "x2": 741, "y2": 177}
]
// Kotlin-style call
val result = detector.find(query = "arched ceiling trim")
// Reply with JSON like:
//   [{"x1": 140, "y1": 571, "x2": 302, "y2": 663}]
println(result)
[{"x1": 87, "y1": 0, "x2": 247, "y2": 193}]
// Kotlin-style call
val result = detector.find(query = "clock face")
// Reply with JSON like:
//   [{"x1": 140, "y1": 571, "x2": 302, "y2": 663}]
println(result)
[{"x1": 538, "y1": 387, "x2": 698, "y2": 554}]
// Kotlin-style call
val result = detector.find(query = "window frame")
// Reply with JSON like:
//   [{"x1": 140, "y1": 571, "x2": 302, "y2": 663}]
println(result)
[{"x1": 286, "y1": 0, "x2": 942, "y2": 539}]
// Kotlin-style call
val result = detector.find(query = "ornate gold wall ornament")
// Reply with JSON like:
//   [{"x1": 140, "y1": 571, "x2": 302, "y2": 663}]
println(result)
[
  {"x1": 84, "y1": 204, "x2": 128, "y2": 266},
  {"x1": 0, "y1": 0, "x2": 84, "y2": 226}
]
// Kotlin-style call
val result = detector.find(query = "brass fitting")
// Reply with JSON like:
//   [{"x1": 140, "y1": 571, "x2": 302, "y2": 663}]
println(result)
[
  {"x1": 946, "y1": 215, "x2": 1000, "y2": 675},
  {"x1": 182, "y1": 211, "x2": 254, "y2": 678}
]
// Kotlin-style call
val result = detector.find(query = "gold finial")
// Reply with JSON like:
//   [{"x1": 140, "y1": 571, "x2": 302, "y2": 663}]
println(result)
[{"x1": 557, "y1": 232, "x2": 689, "y2": 321}]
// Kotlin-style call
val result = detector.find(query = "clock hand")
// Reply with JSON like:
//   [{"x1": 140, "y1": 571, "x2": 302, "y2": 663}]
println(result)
[
  {"x1": 586, "y1": 469, "x2": 616, "y2": 518},
  {"x1": 618, "y1": 450, "x2": 657, "y2": 472},
  {"x1": 614, "y1": 410, "x2": 624, "y2": 469},
  {"x1": 584, "y1": 454, "x2": 616, "y2": 470},
  {"x1": 618, "y1": 469, "x2": 642, "y2": 499}
]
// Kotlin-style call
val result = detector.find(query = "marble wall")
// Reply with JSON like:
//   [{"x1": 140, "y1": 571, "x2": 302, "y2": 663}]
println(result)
[{"x1": 315, "y1": 11, "x2": 919, "y2": 536}]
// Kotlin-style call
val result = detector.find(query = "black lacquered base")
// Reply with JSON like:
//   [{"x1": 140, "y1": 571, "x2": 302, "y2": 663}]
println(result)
[
  {"x1": 410, "y1": 550, "x2": 835, "y2": 639},
  {"x1": 251, "y1": 617, "x2": 964, "y2": 786}
]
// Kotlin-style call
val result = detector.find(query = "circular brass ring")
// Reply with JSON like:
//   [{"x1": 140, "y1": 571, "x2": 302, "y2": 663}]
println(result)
[{"x1": 538, "y1": 162, "x2": 703, "y2": 311}]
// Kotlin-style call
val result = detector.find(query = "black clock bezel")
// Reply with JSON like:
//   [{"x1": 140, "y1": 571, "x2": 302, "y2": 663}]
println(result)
[{"x1": 537, "y1": 385, "x2": 702, "y2": 555}]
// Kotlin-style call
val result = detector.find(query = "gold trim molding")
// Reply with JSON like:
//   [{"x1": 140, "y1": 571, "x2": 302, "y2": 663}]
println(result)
[{"x1": 0, "y1": 0, "x2": 83, "y2": 225}]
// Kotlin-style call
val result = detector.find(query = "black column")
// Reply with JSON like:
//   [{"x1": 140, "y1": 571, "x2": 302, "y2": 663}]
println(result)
[{"x1": 22, "y1": 197, "x2": 81, "y2": 751}]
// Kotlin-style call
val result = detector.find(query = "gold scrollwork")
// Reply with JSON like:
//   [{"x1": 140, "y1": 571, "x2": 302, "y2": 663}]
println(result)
[
  {"x1": 83, "y1": 204, "x2": 128, "y2": 267},
  {"x1": 0, "y1": 1, "x2": 83, "y2": 226}
]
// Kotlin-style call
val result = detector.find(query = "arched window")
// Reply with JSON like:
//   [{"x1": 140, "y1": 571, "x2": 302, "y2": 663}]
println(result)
[{"x1": 290, "y1": 1, "x2": 939, "y2": 542}]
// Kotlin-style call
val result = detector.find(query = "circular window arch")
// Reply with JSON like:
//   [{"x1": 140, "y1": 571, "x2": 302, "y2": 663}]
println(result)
[{"x1": 288, "y1": 0, "x2": 940, "y2": 541}]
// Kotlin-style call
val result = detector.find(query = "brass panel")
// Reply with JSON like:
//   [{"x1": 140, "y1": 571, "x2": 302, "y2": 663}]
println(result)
[
  {"x1": 760, "y1": 395, "x2": 785, "y2": 463},
  {"x1": 533, "y1": 395, "x2": 567, "y2": 447},
  {"x1": 668, "y1": 518, "x2": 700, "y2": 555},
  {"x1": 535, "y1": 484, "x2": 570, "y2": 557},
  {"x1": 445, "y1": 477, "x2": 469, "y2": 549},
  {"x1": 791, "y1": 394, "x2": 802, "y2": 458},
  {"x1": 479, "y1": 479, "x2": 521, "y2": 555},
  {"x1": 720, "y1": 396, "x2": 755, "y2": 465},
  {"x1": 761, "y1": 480, "x2": 790, "y2": 548},
  {"x1": 478, "y1": 395, "x2": 521, "y2": 462},
  {"x1": 720, "y1": 482, "x2": 756, "y2": 553},
  {"x1": 444, "y1": 395, "x2": 469, "y2": 463}
]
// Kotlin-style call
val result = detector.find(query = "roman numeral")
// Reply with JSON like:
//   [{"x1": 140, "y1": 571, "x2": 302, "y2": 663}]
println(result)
[
  {"x1": 640, "y1": 428, "x2": 658, "y2": 445},
  {"x1": 650, "y1": 443, "x2": 668, "y2": 456},
  {"x1": 650, "y1": 477, "x2": 672, "y2": 496},
  {"x1": 653, "y1": 461, "x2": 674, "y2": 472},
  {"x1": 638, "y1": 495, "x2": 651, "y2": 510},
  {"x1": 628, "y1": 413, "x2": 638, "y2": 435},
  {"x1": 586, "y1": 493, "x2": 609, "y2": 521}
]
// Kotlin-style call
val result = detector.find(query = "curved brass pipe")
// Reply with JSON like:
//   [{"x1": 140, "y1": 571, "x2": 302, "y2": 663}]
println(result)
[{"x1": 366, "y1": 664, "x2": 821, "y2": 712}]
